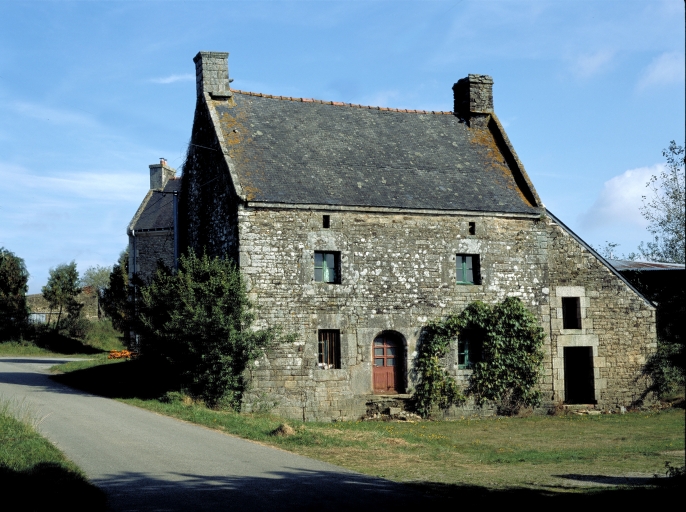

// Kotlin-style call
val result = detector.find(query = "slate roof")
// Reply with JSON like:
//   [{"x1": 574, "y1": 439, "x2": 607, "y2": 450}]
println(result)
[
  {"x1": 128, "y1": 178, "x2": 180, "y2": 233},
  {"x1": 208, "y1": 91, "x2": 540, "y2": 214}
]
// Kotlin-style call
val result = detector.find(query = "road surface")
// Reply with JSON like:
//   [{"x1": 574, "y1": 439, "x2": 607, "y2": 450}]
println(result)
[{"x1": 0, "y1": 357, "x2": 429, "y2": 511}]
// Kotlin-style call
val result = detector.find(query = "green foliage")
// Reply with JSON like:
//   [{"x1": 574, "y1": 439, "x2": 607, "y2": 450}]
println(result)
[
  {"x1": 413, "y1": 314, "x2": 467, "y2": 417},
  {"x1": 639, "y1": 141, "x2": 685, "y2": 264},
  {"x1": 0, "y1": 247, "x2": 29, "y2": 339},
  {"x1": 414, "y1": 297, "x2": 545, "y2": 417},
  {"x1": 102, "y1": 250, "x2": 130, "y2": 336},
  {"x1": 42, "y1": 261, "x2": 81, "y2": 328},
  {"x1": 138, "y1": 251, "x2": 277, "y2": 408},
  {"x1": 467, "y1": 298, "x2": 546, "y2": 414},
  {"x1": 643, "y1": 341, "x2": 684, "y2": 398},
  {"x1": 81, "y1": 264, "x2": 111, "y2": 318}
]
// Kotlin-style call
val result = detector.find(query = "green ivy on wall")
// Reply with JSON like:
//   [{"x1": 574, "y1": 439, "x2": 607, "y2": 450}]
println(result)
[{"x1": 414, "y1": 297, "x2": 546, "y2": 417}]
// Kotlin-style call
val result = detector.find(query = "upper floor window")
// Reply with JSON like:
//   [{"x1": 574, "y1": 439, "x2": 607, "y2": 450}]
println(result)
[
  {"x1": 314, "y1": 251, "x2": 340, "y2": 283},
  {"x1": 562, "y1": 297, "x2": 582, "y2": 329},
  {"x1": 456, "y1": 254, "x2": 481, "y2": 285}
]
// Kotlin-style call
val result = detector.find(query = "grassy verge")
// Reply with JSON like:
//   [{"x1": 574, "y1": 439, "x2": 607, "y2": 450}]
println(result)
[
  {"x1": 0, "y1": 398, "x2": 106, "y2": 510},
  {"x1": 52, "y1": 358, "x2": 685, "y2": 501},
  {"x1": 0, "y1": 319, "x2": 125, "y2": 357}
]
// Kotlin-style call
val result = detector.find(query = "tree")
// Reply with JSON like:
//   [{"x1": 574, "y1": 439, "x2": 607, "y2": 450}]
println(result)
[
  {"x1": 639, "y1": 141, "x2": 685, "y2": 263},
  {"x1": 81, "y1": 265, "x2": 111, "y2": 318},
  {"x1": 102, "y1": 250, "x2": 130, "y2": 336},
  {"x1": 0, "y1": 247, "x2": 30, "y2": 339},
  {"x1": 138, "y1": 251, "x2": 277, "y2": 408},
  {"x1": 42, "y1": 261, "x2": 81, "y2": 328}
]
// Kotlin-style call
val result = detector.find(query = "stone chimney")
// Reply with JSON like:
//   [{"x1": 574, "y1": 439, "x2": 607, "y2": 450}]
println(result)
[
  {"x1": 193, "y1": 51, "x2": 232, "y2": 98},
  {"x1": 452, "y1": 74, "x2": 494, "y2": 119},
  {"x1": 149, "y1": 158, "x2": 176, "y2": 190}
]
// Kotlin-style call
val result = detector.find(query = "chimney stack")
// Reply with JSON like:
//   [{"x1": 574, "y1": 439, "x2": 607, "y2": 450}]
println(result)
[
  {"x1": 193, "y1": 51, "x2": 232, "y2": 98},
  {"x1": 149, "y1": 158, "x2": 176, "y2": 190},
  {"x1": 453, "y1": 74, "x2": 494, "y2": 119}
]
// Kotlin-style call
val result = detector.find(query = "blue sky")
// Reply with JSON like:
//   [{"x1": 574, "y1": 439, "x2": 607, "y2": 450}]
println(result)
[{"x1": 0, "y1": 0, "x2": 684, "y2": 293}]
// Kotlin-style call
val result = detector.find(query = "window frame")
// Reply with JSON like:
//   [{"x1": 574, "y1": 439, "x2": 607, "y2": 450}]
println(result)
[
  {"x1": 456, "y1": 254, "x2": 481, "y2": 285},
  {"x1": 318, "y1": 329, "x2": 341, "y2": 370},
  {"x1": 314, "y1": 251, "x2": 341, "y2": 284},
  {"x1": 457, "y1": 335, "x2": 483, "y2": 369}
]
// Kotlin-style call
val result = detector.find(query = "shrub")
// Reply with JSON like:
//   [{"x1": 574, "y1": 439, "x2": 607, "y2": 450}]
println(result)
[
  {"x1": 0, "y1": 247, "x2": 29, "y2": 339},
  {"x1": 414, "y1": 297, "x2": 545, "y2": 417},
  {"x1": 138, "y1": 251, "x2": 277, "y2": 408}
]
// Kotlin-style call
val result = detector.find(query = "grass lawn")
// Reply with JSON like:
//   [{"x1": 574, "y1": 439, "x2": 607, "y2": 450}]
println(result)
[
  {"x1": 0, "y1": 319, "x2": 126, "y2": 358},
  {"x1": 0, "y1": 398, "x2": 106, "y2": 510},
  {"x1": 52, "y1": 357, "x2": 685, "y2": 501}
]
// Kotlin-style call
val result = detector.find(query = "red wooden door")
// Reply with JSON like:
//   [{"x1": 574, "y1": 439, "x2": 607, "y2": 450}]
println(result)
[{"x1": 373, "y1": 334, "x2": 402, "y2": 394}]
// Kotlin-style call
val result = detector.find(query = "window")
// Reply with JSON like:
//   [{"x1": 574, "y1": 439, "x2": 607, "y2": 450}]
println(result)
[
  {"x1": 562, "y1": 297, "x2": 581, "y2": 329},
  {"x1": 456, "y1": 254, "x2": 480, "y2": 284},
  {"x1": 314, "y1": 251, "x2": 340, "y2": 283},
  {"x1": 318, "y1": 330, "x2": 340, "y2": 369},
  {"x1": 457, "y1": 335, "x2": 483, "y2": 369},
  {"x1": 468, "y1": 222, "x2": 476, "y2": 235},
  {"x1": 322, "y1": 215, "x2": 330, "y2": 228}
]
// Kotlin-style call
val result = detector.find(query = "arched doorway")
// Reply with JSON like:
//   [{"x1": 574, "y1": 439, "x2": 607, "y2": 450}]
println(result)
[{"x1": 373, "y1": 332, "x2": 404, "y2": 394}]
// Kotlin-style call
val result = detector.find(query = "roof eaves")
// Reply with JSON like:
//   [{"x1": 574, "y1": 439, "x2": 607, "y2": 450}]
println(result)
[{"x1": 245, "y1": 200, "x2": 542, "y2": 218}]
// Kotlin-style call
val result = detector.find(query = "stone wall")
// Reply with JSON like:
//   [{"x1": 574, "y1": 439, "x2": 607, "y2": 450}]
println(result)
[
  {"x1": 129, "y1": 231, "x2": 175, "y2": 284},
  {"x1": 233, "y1": 207, "x2": 655, "y2": 420},
  {"x1": 546, "y1": 219, "x2": 656, "y2": 409}
]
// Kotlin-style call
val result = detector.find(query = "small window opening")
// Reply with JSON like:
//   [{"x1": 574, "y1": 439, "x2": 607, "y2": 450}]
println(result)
[
  {"x1": 314, "y1": 251, "x2": 341, "y2": 283},
  {"x1": 322, "y1": 215, "x2": 330, "y2": 228},
  {"x1": 318, "y1": 330, "x2": 340, "y2": 369},
  {"x1": 468, "y1": 222, "x2": 476, "y2": 235},
  {"x1": 458, "y1": 333, "x2": 483, "y2": 369},
  {"x1": 562, "y1": 297, "x2": 582, "y2": 329},
  {"x1": 456, "y1": 254, "x2": 481, "y2": 284}
]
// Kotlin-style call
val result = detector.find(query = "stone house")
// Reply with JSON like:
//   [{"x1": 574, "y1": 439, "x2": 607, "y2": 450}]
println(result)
[
  {"x1": 127, "y1": 159, "x2": 180, "y2": 282},
  {"x1": 27, "y1": 289, "x2": 98, "y2": 324},
  {"x1": 134, "y1": 51, "x2": 656, "y2": 421}
]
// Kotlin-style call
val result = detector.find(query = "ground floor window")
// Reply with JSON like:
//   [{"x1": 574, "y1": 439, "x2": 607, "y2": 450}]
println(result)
[
  {"x1": 318, "y1": 330, "x2": 340, "y2": 369},
  {"x1": 457, "y1": 335, "x2": 483, "y2": 369}
]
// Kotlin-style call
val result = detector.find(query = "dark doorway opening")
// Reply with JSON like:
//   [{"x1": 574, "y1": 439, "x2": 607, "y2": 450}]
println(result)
[
  {"x1": 373, "y1": 332, "x2": 404, "y2": 394},
  {"x1": 564, "y1": 346, "x2": 596, "y2": 404}
]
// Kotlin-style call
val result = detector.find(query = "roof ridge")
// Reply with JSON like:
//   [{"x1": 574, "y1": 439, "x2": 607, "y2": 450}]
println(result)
[{"x1": 229, "y1": 89, "x2": 454, "y2": 115}]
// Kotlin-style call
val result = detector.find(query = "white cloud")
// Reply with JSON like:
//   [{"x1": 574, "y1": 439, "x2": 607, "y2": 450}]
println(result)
[
  {"x1": 579, "y1": 164, "x2": 663, "y2": 230},
  {"x1": 571, "y1": 49, "x2": 615, "y2": 79},
  {"x1": 0, "y1": 162, "x2": 146, "y2": 202},
  {"x1": 637, "y1": 52, "x2": 685, "y2": 90},
  {"x1": 149, "y1": 73, "x2": 195, "y2": 84}
]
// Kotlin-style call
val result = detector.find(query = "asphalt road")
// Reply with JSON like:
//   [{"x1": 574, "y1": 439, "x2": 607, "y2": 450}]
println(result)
[{"x1": 0, "y1": 357, "x2": 429, "y2": 511}]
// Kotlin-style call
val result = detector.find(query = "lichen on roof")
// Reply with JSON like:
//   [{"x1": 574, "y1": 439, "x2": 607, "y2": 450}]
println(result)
[{"x1": 207, "y1": 91, "x2": 540, "y2": 213}]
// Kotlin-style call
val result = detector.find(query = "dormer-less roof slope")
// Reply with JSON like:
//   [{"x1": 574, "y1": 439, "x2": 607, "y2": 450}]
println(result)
[
  {"x1": 128, "y1": 178, "x2": 180, "y2": 233},
  {"x1": 195, "y1": 52, "x2": 542, "y2": 214}
]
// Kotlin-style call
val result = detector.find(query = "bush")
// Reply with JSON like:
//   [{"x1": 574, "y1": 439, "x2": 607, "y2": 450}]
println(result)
[
  {"x1": 0, "y1": 247, "x2": 29, "y2": 339},
  {"x1": 467, "y1": 298, "x2": 546, "y2": 414},
  {"x1": 414, "y1": 297, "x2": 545, "y2": 417},
  {"x1": 138, "y1": 251, "x2": 277, "y2": 408}
]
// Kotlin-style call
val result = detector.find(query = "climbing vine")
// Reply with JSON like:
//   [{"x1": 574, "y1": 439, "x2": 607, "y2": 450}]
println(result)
[{"x1": 414, "y1": 297, "x2": 545, "y2": 417}]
